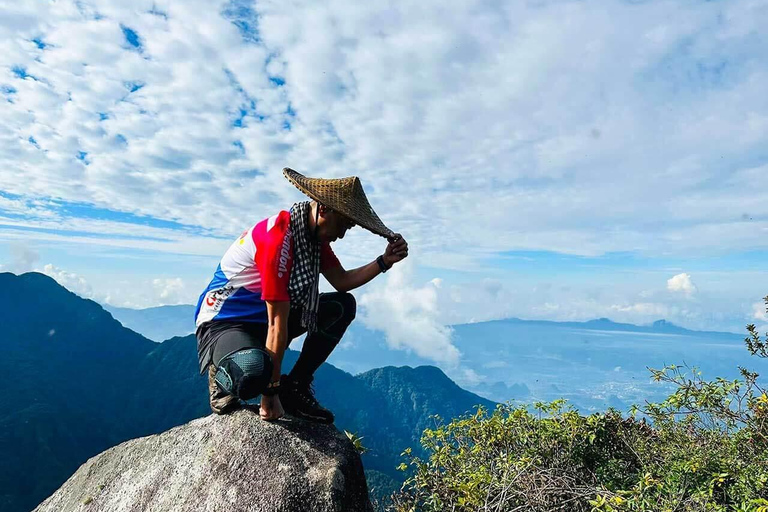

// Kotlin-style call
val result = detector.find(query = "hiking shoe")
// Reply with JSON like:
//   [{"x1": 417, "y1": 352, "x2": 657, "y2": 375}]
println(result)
[
  {"x1": 280, "y1": 374, "x2": 334, "y2": 424},
  {"x1": 208, "y1": 364, "x2": 241, "y2": 415}
]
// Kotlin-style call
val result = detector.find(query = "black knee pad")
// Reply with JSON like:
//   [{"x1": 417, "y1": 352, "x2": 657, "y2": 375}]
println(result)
[{"x1": 214, "y1": 348, "x2": 273, "y2": 401}]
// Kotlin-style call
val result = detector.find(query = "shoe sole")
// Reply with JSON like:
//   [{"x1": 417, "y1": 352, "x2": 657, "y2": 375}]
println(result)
[
  {"x1": 211, "y1": 401, "x2": 242, "y2": 415},
  {"x1": 285, "y1": 409, "x2": 334, "y2": 424}
]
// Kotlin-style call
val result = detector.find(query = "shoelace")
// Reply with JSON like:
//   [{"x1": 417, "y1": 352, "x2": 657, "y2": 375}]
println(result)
[{"x1": 298, "y1": 382, "x2": 320, "y2": 407}]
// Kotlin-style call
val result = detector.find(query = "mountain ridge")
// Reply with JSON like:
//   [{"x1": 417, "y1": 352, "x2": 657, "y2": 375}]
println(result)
[
  {"x1": 469, "y1": 315, "x2": 741, "y2": 337},
  {"x1": 0, "y1": 272, "x2": 492, "y2": 512},
  {"x1": 101, "y1": 300, "x2": 742, "y2": 341}
]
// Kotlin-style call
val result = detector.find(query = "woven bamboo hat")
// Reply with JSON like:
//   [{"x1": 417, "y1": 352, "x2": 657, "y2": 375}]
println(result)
[{"x1": 283, "y1": 167, "x2": 395, "y2": 239}]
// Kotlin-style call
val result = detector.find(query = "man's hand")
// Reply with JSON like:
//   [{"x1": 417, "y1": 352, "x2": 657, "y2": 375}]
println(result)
[
  {"x1": 260, "y1": 300, "x2": 288, "y2": 421},
  {"x1": 383, "y1": 234, "x2": 408, "y2": 267}
]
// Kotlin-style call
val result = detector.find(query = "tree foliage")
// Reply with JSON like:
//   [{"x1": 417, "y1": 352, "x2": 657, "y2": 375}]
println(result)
[
  {"x1": 387, "y1": 297, "x2": 768, "y2": 512},
  {"x1": 745, "y1": 296, "x2": 768, "y2": 359}
]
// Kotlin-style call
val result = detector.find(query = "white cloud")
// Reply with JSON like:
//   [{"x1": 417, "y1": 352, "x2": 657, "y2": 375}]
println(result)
[
  {"x1": 38, "y1": 262, "x2": 200, "y2": 308},
  {"x1": 359, "y1": 259, "x2": 459, "y2": 365},
  {"x1": 0, "y1": 0, "x2": 766, "y2": 267},
  {"x1": 42, "y1": 263, "x2": 94, "y2": 298},
  {"x1": 667, "y1": 273, "x2": 697, "y2": 296},
  {"x1": 531, "y1": 298, "x2": 672, "y2": 324},
  {"x1": 101, "y1": 275, "x2": 205, "y2": 308},
  {"x1": 152, "y1": 277, "x2": 186, "y2": 303},
  {"x1": 753, "y1": 301, "x2": 768, "y2": 322},
  {"x1": 610, "y1": 302, "x2": 671, "y2": 317}
]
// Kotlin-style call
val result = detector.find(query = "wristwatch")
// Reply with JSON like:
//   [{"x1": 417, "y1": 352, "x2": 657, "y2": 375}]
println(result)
[{"x1": 377, "y1": 255, "x2": 391, "y2": 273}]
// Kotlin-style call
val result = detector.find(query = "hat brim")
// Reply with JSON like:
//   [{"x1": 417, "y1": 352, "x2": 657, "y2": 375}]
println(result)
[{"x1": 283, "y1": 168, "x2": 395, "y2": 239}]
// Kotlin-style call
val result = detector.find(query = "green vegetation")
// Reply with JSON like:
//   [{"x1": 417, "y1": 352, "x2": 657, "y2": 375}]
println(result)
[
  {"x1": 388, "y1": 297, "x2": 768, "y2": 512},
  {"x1": 345, "y1": 430, "x2": 369, "y2": 454},
  {"x1": 2, "y1": 273, "x2": 495, "y2": 512}
]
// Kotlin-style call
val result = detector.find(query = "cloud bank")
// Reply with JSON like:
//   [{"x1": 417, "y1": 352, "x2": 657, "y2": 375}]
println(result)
[
  {"x1": 0, "y1": 0, "x2": 766, "y2": 266},
  {"x1": 359, "y1": 259, "x2": 459, "y2": 364}
]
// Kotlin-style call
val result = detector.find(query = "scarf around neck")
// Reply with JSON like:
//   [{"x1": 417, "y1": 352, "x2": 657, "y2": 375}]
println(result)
[{"x1": 287, "y1": 201, "x2": 320, "y2": 332}]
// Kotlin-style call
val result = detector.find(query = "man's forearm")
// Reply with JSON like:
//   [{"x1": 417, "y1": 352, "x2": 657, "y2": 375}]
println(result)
[
  {"x1": 265, "y1": 325, "x2": 289, "y2": 382},
  {"x1": 337, "y1": 259, "x2": 384, "y2": 292}
]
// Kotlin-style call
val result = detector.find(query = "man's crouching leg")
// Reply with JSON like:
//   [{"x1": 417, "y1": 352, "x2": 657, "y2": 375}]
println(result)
[
  {"x1": 281, "y1": 292, "x2": 357, "y2": 424},
  {"x1": 208, "y1": 363, "x2": 241, "y2": 415}
]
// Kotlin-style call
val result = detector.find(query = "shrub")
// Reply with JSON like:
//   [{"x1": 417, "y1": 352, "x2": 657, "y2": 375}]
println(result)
[{"x1": 388, "y1": 297, "x2": 768, "y2": 512}]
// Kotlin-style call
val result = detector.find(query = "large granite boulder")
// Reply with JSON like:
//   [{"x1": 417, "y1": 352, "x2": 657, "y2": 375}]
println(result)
[{"x1": 35, "y1": 409, "x2": 373, "y2": 512}]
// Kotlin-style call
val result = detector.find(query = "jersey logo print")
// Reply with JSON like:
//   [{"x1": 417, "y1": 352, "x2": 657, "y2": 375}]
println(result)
[
  {"x1": 204, "y1": 285, "x2": 236, "y2": 311},
  {"x1": 278, "y1": 227, "x2": 292, "y2": 278}
]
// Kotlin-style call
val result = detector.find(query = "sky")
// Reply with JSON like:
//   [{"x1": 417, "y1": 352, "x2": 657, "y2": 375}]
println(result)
[{"x1": 1, "y1": 0, "x2": 767, "y2": 365}]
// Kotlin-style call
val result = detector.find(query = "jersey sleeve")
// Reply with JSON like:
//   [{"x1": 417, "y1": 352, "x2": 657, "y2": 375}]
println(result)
[
  {"x1": 320, "y1": 242, "x2": 341, "y2": 271},
  {"x1": 254, "y1": 212, "x2": 292, "y2": 302}
]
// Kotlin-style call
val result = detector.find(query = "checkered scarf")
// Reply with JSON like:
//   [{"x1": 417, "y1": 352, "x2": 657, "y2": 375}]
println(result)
[{"x1": 288, "y1": 201, "x2": 320, "y2": 332}]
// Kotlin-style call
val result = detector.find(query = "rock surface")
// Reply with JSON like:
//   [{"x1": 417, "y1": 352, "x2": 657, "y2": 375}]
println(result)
[{"x1": 35, "y1": 409, "x2": 374, "y2": 512}]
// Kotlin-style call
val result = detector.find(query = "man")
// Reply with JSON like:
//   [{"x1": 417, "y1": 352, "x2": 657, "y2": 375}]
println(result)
[{"x1": 195, "y1": 168, "x2": 408, "y2": 424}]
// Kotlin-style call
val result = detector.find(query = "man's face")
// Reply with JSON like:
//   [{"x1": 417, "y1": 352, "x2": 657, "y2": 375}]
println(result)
[{"x1": 317, "y1": 206, "x2": 355, "y2": 243}]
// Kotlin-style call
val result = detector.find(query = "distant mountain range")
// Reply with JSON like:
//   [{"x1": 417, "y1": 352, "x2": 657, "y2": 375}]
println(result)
[
  {"x1": 105, "y1": 299, "x2": 763, "y2": 414},
  {"x1": 102, "y1": 303, "x2": 196, "y2": 342},
  {"x1": 495, "y1": 316, "x2": 741, "y2": 337},
  {"x1": 0, "y1": 272, "x2": 493, "y2": 512},
  {"x1": 104, "y1": 303, "x2": 742, "y2": 345}
]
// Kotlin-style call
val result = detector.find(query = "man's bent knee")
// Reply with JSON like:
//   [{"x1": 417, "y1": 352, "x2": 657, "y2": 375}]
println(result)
[
  {"x1": 340, "y1": 292, "x2": 356, "y2": 322},
  {"x1": 316, "y1": 292, "x2": 356, "y2": 338}
]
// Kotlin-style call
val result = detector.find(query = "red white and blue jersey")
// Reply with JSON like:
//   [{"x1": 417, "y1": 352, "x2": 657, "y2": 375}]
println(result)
[{"x1": 195, "y1": 210, "x2": 340, "y2": 327}]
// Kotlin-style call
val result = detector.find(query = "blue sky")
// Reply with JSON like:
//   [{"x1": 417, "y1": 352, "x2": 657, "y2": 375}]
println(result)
[{"x1": 1, "y1": 0, "x2": 767, "y2": 361}]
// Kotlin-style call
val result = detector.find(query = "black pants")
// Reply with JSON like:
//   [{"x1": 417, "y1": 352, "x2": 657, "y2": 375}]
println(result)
[{"x1": 201, "y1": 292, "x2": 356, "y2": 383}]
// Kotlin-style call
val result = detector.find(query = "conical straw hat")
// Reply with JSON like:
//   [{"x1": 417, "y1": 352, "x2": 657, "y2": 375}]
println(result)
[{"x1": 283, "y1": 167, "x2": 395, "y2": 239}]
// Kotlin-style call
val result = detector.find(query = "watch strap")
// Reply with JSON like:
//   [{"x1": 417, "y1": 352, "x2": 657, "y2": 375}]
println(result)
[{"x1": 377, "y1": 255, "x2": 390, "y2": 273}]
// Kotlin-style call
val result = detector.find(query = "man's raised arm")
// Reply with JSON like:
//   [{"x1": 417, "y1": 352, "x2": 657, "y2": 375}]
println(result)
[{"x1": 323, "y1": 234, "x2": 409, "y2": 292}]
